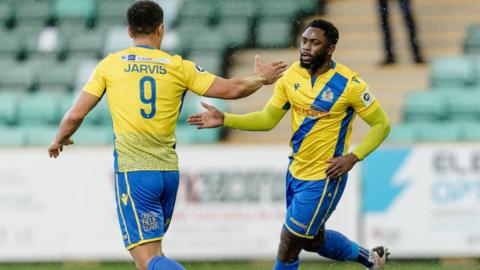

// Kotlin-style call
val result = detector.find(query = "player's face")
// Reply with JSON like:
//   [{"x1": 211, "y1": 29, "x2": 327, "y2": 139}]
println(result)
[{"x1": 300, "y1": 27, "x2": 334, "y2": 70}]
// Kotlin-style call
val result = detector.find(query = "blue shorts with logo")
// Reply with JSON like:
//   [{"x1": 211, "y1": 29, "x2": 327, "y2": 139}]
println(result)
[
  {"x1": 284, "y1": 170, "x2": 348, "y2": 239},
  {"x1": 114, "y1": 170, "x2": 179, "y2": 250}
]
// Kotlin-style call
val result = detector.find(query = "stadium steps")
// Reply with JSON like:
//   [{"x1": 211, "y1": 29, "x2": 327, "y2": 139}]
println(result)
[{"x1": 224, "y1": 0, "x2": 479, "y2": 143}]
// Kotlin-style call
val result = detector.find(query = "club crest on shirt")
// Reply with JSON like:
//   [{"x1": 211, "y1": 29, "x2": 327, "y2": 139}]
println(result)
[{"x1": 320, "y1": 88, "x2": 334, "y2": 103}]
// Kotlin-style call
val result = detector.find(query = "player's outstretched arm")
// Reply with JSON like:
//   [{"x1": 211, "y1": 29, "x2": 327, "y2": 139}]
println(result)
[
  {"x1": 48, "y1": 92, "x2": 100, "y2": 158},
  {"x1": 203, "y1": 55, "x2": 287, "y2": 100},
  {"x1": 188, "y1": 102, "x2": 286, "y2": 131},
  {"x1": 325, "y1": 106, "x2": 390, "y2": 178}
]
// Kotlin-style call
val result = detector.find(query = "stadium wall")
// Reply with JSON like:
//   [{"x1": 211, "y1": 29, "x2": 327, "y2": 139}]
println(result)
[{"x1": 0, "y1": 145, "x2": 479, "y2": 261}]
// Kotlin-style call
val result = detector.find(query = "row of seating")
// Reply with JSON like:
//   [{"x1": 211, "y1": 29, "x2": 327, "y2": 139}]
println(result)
[
  {"x1": 430, "y1": 55, "x2": 480, "y2": 87},
  {"x1": 464, "y1": 23, "x2": 480, "y2": 54},
  {"x1": 388, "y1": 121, "x2": 480, "y2": 143}
]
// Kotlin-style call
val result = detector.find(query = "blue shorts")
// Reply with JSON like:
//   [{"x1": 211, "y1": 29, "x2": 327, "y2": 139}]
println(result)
[
  {"x1": 284, "y1": 171, "x2": 347, "y2": 239},
  {"x1": 114, "y1": 170, "x2": 179, "y2": 250}
]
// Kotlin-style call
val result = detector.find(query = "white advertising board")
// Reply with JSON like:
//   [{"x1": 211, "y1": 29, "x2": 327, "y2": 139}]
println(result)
[
  {"x1": 0, "y1": 146, "x2": 359, "y2": 261},
  {"x1": 363, "y1": 145, "x2": 480, "y2": 257}
]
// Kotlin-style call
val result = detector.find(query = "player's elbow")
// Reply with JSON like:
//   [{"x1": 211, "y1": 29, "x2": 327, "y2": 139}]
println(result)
[
  {"x1": 66, "y1": 110, "x2": 86, "y2": 123},
  {"x1": 381, "y1": 119, "x2": 391, "y2": 137}
]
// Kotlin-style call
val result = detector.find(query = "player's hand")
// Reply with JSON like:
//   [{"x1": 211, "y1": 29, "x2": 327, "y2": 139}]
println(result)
[
  {"x1": 254, "y1": 55, "x2": 288, "y2": 85},
  {"x1": 48, "y1": 139, "x2": 74, "y2": 159},
  {"x1": 188, "y1": 102, "x2": 224, "y2": 129},
  {"x1": 325, "y1": 153, "x2": 359, "y2": 179}
]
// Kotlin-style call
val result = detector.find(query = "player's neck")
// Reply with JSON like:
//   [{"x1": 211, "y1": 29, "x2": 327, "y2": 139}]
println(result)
[
  {"x1": 133, "y1": 38, "x2": 161, "y2": 50},
  {"x1": 309, "y1": 59, "x2": 333, "y2": 77}
]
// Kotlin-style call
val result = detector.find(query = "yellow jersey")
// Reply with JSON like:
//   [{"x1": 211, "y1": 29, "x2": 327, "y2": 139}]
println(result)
[
  {"x1": 269, "y1": 61, "x2": 380, "y2": 180},
  {"x1": 83, "y1": 46, "x2": 215, "y2": 172}
]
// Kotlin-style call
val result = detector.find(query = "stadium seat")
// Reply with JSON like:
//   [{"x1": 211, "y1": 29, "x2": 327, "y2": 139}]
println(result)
[
  {"x1": 430, "y1": 56, "x2": 475, "y2": 88},
  {"x1": 219, "y1": 19, "x2": 251, "y2": 48},
  {"x1": 17, "y1": 92, "x2": 62, "y2": 125},
  {"x1": 403, "y1": 91, "x2": 446, "y2": 122},
  {"x1": 461, "y1": 121, "x2": 480, "y2": 141},
  {"x1": 35, "y1": 59, "x2": 76, "y2": 91},
  {"x1": 385, "y1": 123, "x2": 418, "y2": 143},
  {"x1": 74, "y1": 59, "x2": 98, "y2": 90},
  {"x1": 83, "y1": 98, "x2": 112, "y2": 127},
  {"x1": 256, "y1": 19, "x2": 292, "y2": 48},
  {"x1": 0, "y1": 126, "x2": 24, "y2": 146},
  {"x1": 155, "y1": 0, "x2": 183, "y2": 29},
  {"x1": 96, "y1": 0, "x2": 132, "y2": 27},
  {"x1": 22, "y1": 125, "x2": 58, "y2": 146},
  {"x1": 73, "y1": 126, "x2": 113, "y2": 145},
  {"x1": 66, "y1": 28, "x2": 105, "y2": 59},
  {"x1": 0, "y1": 62, "x2": 35, "y2": 92},
  {"x1": 0, "y1": 92, "x2": 18, "y2": 125},
  {"x1": 53, "y1": 0, "x2": 95, "y2": 27},
  {"x1": 103, "y1": 26, "x2": 131, "y2": 56},
  {"x1": 13, "y1": 0, "x2": 51, "y2": 27},
  {"x1": 189, "y1": 51, "x2": 224, "y2": 75},
  {"x1": 176, "y1": 0, "x2": 217, "y2": 26},
  {"x1": 0, "y1": 30, "x2": 23, "y2": 59},
  {"x1": 258, "y1": 0, "x2": 302, "y2": 19},
  {"x1": 464, "y1": 24, "x2": 480, "y2": 54},
  {"x1": 415, "y1": 122, "x2": 463, "y2": 142},
  {"x1": 218, "y1": 0, "x2": 256, "y2": 21},
  {"x1": 0, "y1": 1, "x2": 13, "y2": 28},
  {"x1": 176, "y1": 124, "x2": 222, "y2": 144},
  {"x1": 444, "y1": 91, "x2": 480, "y2": 121},
  {"x1": 181, "y1": 27, "x2": 230, "y2": 54}
]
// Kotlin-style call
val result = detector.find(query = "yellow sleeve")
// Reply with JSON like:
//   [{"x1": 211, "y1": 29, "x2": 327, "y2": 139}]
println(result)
[
  {"x1": 351, "y1": 106, "x2": 391, "y2": 160},
  {"x1": 346, "y1": 74, "x2": 379, "y2": 118},
  {"x1": 268, "y1": 77, "x2": 291, "y2": 110},
  {"x1": 224, "y1": 102, "x2": 287, "y2": 131},
  {"x1": 82, "y1": 59, "x2": 107, "y2": 98},
  {"x1": 182, "y1": 59, "x2": 216, "y2": 96}
]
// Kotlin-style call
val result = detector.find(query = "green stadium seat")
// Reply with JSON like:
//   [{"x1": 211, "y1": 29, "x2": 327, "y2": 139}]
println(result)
[
  {"x1": 53, "y1": 0, "x2": 95, "y2": 27},
  {"x1": 103, "y1": 26, "x2": 131, "y2": 56},
  {"x1": 14, "y1": 0, "x2": 51, "y2": 26},
  {"x1": 0, "y1": 126, "x2": 24, "y2": 146},
  {"x1": 0, "y1": 30, "x2": 23, "y2": 59},
  {"x1": 444, "y1": 91, "x2": 480, "y2": 121},
  {"x1": 258, "y1": 0, "x2": 302, "y2": 19},
  {"x1": 190, "y1": 51, "x2": 223, "y2": 75},
  {"x1": 66, "y1": 28, "x2": 105, "y2": 59},
  {"x1": 219, "y1": 19, "x2": 251, "y2": 48},
  {"x1": 83, "y1": 98, "x2": 112, "y2": 127},
  {"x1": 218, "y1": 0, "x2": 256, "y2": 20},
  {"x1": 299, "y1": 0, "x2": 319, "y2": 14},
  {"x1": 0, "y1": 92, "x2": 18, "y2": 125},
  {"x1": 96, "y1": 0, "x2": 132, "y2": 27},
  {"x1": 17, "y1": 92, "x2": 62, "y2": 125},
  {"x1": 73, "y1": 126, "x2": 113, "y2": 145},
  {"x1": 464, "y1": 24, "x2": 480, "y2": 54},
  {"x1": 415, "y1": 122, "x2": 463, "y2": 142},
  {"x1": 0, "y1": 62, "x2": 35, "y2": 91},
  {"x1": 403, "y1": 91, "x2": 446, "y2": 122},
  {"x1": 386, "y1": 123, "x2": 418, "y2": 143},
  {"x1": 74, "y1": 59, "x2": 98, "y2": 89},
  {"x1": 430, "y1": 56, "x2": 475, "y2": 88},
  {"x1": 256, "y1": 19, "x2": 292, "y2": 48},
  {"x1": 176, "y1": 0, "x2": 217, "y2": 25},
  {"x1": 0, "y1": 1, "x2": 13, "y2": 27},
  {"x1": 176, "y1": 124, "x2": 222, "y2": 144},
  {"x1": 22, "y1": 125, "x2": 58, "y2": 146},
  {"x1": 35, "y1": 59, "x2": 76, "y2": 90},
  {"x1": 461, "y1": 121, "x2": 480, "y2": 141},
  {"x1": 175, "y1": 124, "x2": 197, "y2": 144},
  {"x1": 181, "y1": 27, "x2": 230, "y2": 54}
]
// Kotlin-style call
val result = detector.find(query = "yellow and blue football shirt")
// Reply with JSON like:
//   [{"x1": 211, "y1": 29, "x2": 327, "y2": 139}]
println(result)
[
  {"x1": 83, "y1": 46, "x2": 215, "y2": 172},
  {"x1": 269, "y1": 61, "x2": 379, "y2": 180}
]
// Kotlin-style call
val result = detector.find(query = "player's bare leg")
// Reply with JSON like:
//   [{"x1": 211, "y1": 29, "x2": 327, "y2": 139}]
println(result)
[
  {"x1": 274, "y1": 228, "x2": 309, "y2": 269},
  {"x1": 129, "y1": 241, "x2": 163, "y2": 270}
]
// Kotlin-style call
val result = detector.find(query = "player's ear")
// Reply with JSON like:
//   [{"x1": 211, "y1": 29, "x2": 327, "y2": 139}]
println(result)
[
  {"x1": 328, "y1": 44, "x2": 336, "y2": 56},
  {"x1": 157, "y1": 23, "x2": 164, "y2": 37},
  {"x1": 128, "y1": 26, "x2": 134, "y2": 38}
]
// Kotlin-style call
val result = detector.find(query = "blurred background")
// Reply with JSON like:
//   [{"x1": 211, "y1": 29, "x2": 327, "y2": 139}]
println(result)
[{"x1": 0, "y1": 0, "x2": 479, "y2": 269}]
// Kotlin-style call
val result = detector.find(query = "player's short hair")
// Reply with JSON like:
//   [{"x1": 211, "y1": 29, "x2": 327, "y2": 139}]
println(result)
[
  {"x1": 127, "y1": 0, "x2": 164, "y2": 36},
  {"x1": 306, "y1": 19, "x2": 339, "y2": 45}
]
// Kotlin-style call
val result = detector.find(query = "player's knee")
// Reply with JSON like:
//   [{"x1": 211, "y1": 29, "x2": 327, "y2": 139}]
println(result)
[
  {"x1": 303, "y1": 229, "x2": 325, "y2": 252},
  {"x1": 277, "y1": 229, "x2": 305, "y2": 262}
]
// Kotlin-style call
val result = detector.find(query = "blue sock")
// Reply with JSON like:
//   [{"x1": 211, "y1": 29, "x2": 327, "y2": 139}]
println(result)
[
  {"x1": 273, "y1": 258, "x2": 299, "y2": 270},
  {"x1": 147, "y1": 256, "x2": 185, "y2": 270},
  {"x1": 316, "y1": 230, "x2": 373, "y2": 268}
]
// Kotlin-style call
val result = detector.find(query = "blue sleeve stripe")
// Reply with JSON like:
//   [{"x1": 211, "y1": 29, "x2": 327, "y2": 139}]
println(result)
[{"x1": 333, "y1": 107, "x2": 354, "y2": 157}]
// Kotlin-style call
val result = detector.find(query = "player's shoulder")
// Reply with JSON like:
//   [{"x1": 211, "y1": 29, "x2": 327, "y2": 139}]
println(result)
[
  {"x1": 283, "y1": 61, "x2": 307, "y2": 79},
  {"x1": 333, "y1": 61, "x2": 367, "y2": 90}
]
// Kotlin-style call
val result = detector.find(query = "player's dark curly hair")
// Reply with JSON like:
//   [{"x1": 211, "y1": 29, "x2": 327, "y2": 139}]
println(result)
[
  {"x1": 306, "y1": 19, "x2": 339, "y2": 45},
  {"x1": 127, "y1": 0, "x2": 164, "y2": 36}
]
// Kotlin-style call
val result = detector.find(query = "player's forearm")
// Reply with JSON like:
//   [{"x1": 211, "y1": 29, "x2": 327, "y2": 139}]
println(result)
[
  {"x1": 352, "y1": 108, "x2": 391, "y2": 160},
  {"x1": 224, "y1": 103, "x2": 286, "y2": 131},
  {"x1": 54, "y1": 111, "x2": 84, "y2": 144},
  {"x1": 230, "y1": 75, "x2": 267, "y2": 99}
]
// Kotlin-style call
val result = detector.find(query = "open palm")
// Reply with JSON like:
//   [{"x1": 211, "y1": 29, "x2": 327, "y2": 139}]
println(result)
[{"x1": 188, "y1": 102, "x2": 224, "y2": 129}]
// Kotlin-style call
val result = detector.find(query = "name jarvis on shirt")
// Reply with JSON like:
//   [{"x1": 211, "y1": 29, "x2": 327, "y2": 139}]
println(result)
[{"x1": 124, "y1": 64, "x2": 167, "y2": 74}]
